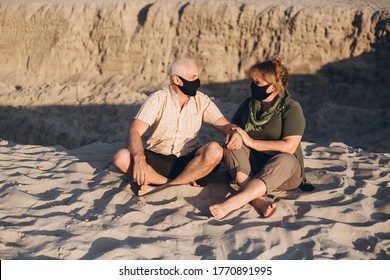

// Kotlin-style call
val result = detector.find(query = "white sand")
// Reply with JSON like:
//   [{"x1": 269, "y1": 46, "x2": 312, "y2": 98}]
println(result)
[{"x1": 0, "y1": 140, "x2": 389, "y2": 259}]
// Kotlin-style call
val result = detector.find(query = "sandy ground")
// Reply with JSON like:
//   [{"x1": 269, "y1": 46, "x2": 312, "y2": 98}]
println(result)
[{"x1": 0, "y1": 140, "x2": 389, "y2": 259}]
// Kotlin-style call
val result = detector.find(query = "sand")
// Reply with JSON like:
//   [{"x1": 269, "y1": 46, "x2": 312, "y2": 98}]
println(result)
[
  {"x1": 0, "y1": 0, "x2": 389, "y2": 260},
  {"x1": 0, "y1": 140, "x2": 389, "y2": 259}
]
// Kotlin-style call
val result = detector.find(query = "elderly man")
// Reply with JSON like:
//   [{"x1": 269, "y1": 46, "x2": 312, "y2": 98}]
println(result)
[{"x1": 113, "y1": 58, "x2": 241, "y2": 196}]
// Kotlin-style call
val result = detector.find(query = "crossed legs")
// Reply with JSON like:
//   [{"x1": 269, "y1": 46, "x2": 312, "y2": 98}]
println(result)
[
  {"x1": 138, "y1": 142, "x2": 223, "y2": 195},
  {"x1": 209, "y1": 147, "x2": 301, "y2": 220},
  {"x1": 209, "y1": 171, "x2": 276, "y2": 220},
  {"x1": 113, "y1": 142, "x2": 223, "y2": 196}
]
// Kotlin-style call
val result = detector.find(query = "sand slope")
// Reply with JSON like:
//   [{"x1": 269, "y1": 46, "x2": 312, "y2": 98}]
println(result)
[
  {"x1": 0, "y1": 0, "x2": 389, "y2": 152},
  {"x1": 0, "y1": 140, "x2": 389, "y2": 259},
  {"x1": 0, "y1": 0, "x2": 389, "y2": 87}
]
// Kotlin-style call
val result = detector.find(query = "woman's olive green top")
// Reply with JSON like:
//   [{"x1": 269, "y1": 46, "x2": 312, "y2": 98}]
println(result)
[{"x1": 232, "y1": 96, "x2": 306, "y2": 180}]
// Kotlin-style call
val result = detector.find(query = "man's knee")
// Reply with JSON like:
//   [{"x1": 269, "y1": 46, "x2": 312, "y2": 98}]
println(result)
[
  {"x1": 113, "y1": 148, "x2": 130, "y2": 169},
  {"x1": 202, "y1": 142, "x2": 223, "y2": 163}
]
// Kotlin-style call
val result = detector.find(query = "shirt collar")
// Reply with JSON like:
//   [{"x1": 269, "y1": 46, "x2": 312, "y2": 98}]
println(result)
[{"x1": 169, "y1": 85, "x2": 179, "y2": 99}]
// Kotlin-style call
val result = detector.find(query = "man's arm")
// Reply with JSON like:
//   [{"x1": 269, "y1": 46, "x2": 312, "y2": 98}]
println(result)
[
  {"x1": 211, "y1": 116, "x2": 242, "y2": 150},
  {"x1": 127, "y1": 119, "x2": 150, "y2": 185}
]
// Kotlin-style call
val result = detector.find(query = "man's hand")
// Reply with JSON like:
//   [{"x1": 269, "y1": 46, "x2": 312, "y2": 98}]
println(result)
[
  {"x1": 127, "y1": 119, "x2": 150, "y2": 185},
  {"x1": 132, "y1": 156, "x2": 149, "y2": 186},
  {"x1": 211, "y1": 117, "x2": 244, "y2": 150},
  {"x1": 225, "y1": 129, "x2": 243, "y2": 150}
]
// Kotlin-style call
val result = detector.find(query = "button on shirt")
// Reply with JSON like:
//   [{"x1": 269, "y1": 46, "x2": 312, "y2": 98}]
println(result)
[{"x1": 135, "y1": 86, "x2": 223, "y2": 157}]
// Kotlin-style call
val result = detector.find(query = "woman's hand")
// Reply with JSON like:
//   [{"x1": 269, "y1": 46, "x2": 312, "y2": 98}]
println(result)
[{"x1": 231, "y1": 127, "x2": 254, "y2": 148}]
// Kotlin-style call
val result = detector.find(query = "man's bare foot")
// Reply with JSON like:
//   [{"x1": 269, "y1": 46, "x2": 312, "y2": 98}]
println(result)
[
  {"x1": 209, "y1": 204, "x2": 229, "y2": 220},
  {"x1": 138, "y1": 184, "x2": 156, "y2": 196},
  {"x1": 190, "y1": 181, "x2": 201, "y2": 187},
  {"x1": 251, "y1": 198, "x2": 276, "y2": 218}
]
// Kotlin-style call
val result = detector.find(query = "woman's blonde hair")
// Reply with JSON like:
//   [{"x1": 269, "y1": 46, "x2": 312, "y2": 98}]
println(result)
[{"x1": 247, "y1": 56, "x2": 289, "y2": 96}]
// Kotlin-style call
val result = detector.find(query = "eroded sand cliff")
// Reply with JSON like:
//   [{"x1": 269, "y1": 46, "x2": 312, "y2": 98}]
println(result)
[
  {"x1": 0, "y1": 0, "x2": 389, "y2": 151},
  {"x1": 0, "y1": 0, "x2": 389, "y2": 86}
]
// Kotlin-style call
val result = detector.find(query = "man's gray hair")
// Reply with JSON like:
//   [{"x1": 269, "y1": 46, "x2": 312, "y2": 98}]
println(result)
[{"x1": 169, "y1": 58, "x2": 196, "y2": 77}]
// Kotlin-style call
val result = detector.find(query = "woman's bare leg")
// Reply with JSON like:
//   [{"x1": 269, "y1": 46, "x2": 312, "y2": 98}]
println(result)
[{"x1": 209, "y1": 178, "x2": 276, "y2": 220}]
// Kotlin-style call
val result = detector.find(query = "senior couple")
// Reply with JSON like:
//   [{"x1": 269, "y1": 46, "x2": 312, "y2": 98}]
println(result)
[{"x1": 113, "y1": 58, "x2": 306, "y2": 220}]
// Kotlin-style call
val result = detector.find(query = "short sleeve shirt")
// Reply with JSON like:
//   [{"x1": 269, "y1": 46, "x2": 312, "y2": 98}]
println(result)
[
  {"x1": 135, "y1": 86, "x2": 223, "y2": 157},
  {"x1": 232, "y1": 97, "x2": 305, "y2": 140}
]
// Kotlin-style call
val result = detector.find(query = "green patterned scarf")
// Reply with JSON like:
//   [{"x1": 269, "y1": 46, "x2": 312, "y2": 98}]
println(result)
[{"x1": 245, "y1": 91, "x2": 291, "y2": 132}]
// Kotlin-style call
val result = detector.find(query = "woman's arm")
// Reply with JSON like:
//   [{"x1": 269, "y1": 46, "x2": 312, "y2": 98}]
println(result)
[{"x1": 232, "y1": 127, "x2": 302, "y2": 154}]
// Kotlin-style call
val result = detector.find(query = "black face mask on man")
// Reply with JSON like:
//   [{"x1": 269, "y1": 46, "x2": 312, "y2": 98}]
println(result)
[
  {"x1": 251, "y1": 81, "x2": 272, "y2": 101},
  {"x1": 177, "y1": 75, "x2": 201, "y2": 96}
]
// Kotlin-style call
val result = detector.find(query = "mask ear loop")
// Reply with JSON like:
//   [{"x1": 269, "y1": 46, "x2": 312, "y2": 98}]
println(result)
[{"x1": 267, "y1": 84, "x2": 274, "y2": 94}]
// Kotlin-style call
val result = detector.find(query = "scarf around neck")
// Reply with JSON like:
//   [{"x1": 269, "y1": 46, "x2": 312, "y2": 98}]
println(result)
[{"x1": 245, "y1": 91, "x2": 291, "y2": 132}]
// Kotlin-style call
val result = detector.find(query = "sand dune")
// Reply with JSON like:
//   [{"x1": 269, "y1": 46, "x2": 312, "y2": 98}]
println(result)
[
  {"x1": 1, "y1": 0, "x2": 389, "y2": 86},
  {"x1": 1, "y1": 0, "x2": 389, "y2": 151}
]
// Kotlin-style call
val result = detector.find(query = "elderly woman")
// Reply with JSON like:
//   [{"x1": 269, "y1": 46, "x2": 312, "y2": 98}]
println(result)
[{"x1": 210, "y1": 57, "x2": 306, "y2": 219}]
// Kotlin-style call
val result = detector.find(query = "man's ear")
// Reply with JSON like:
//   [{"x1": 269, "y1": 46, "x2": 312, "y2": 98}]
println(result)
[{"x1": 172, "y1": 75, "x2": 182, "y2": 86}]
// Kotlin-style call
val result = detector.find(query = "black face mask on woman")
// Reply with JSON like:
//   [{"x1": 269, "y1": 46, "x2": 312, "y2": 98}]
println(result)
[
  {"x1": 251, "y1": 81, "x2": 272, "y2": 101},
  {"x1": 177, "y1": 75, "x2": 201, "y2": 96}
]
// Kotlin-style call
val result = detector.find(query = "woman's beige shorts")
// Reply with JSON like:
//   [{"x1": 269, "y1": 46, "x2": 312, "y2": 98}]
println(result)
[{"x1": 223, "y1": 145, "x2": 302, "y2": 193}]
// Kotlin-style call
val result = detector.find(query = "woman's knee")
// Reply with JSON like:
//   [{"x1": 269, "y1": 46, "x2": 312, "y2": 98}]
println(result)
[
  {"x1": 268, "y1": 153, "x2": 300, "y2": 176},
  {"x1": 273, "y1": 152, "x2": 298, "y2": 166},
  {"x1": 223, "y1": 146, "x2": 251, "y2": 178}
]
